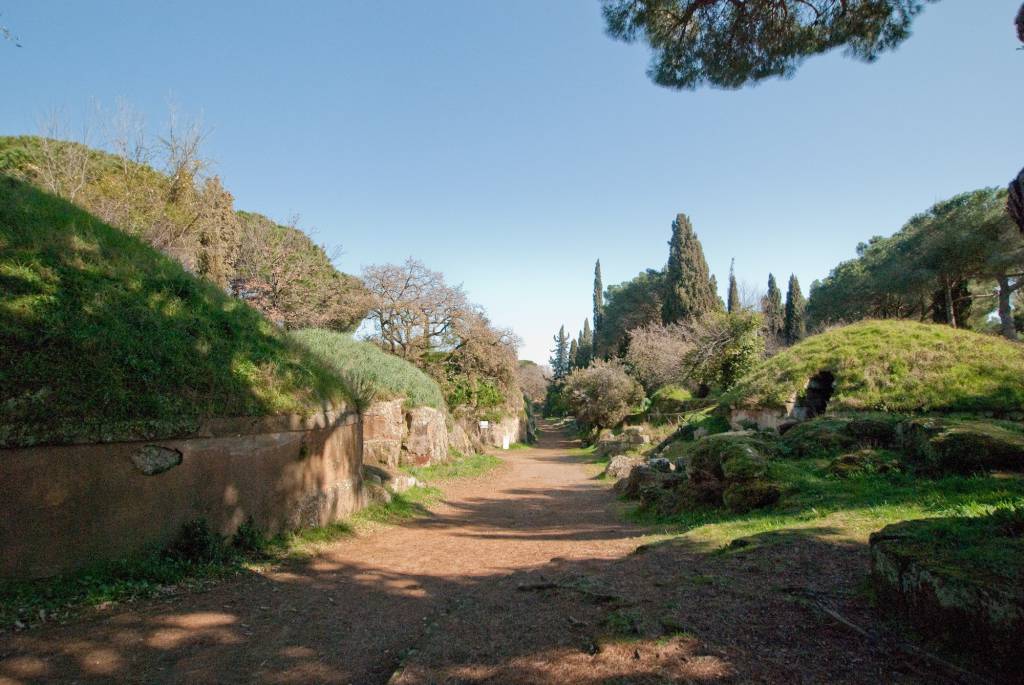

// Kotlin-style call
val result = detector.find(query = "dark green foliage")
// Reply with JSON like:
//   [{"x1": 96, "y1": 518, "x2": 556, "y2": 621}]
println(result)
[
  {"x1": 687, "y1": 311, "x2": 765, "y2": 392},
  {"x1": 662, "y1": 213, "x2": 717, "y2": 324},
  {"x1": 568, "y1": 338, "x2": 579, "y2": 371},
  {"x1": 762, "y1": 273, "x2": 784, "y2": 339},
  {"x1": 550, "y1": 325, "x2": 571, "y2": 380},
  {"x1": 577, "y1": 318, "x2": 594, "y2": 368},
  {"x1": 595, "y1": 269, "x2": 666, "y2": 357},
  {"x1": 593, "y1": 259, "x2": 605, "y2": 344},
  {"x1": 166, "y1": 519, "x2": 224, "y2": 564},
  {"x1": 807, "y1": 188, "x2": 1024, "y2": 338},
  {"x1": 602, "y1": 0, "x2": 934, "y2": 90},
  {"x1": 783, "y1": 274, "x2": 806, "y2": 344},
  {"x1": 727, "y1": 259, "x2": 740, "y2": 313},
  {"x1": 0, "y1": 178, "x2": 350, "y2": 447},
  {"x1": 230, "y1": 517, "x2": 267, "y2": 556}
]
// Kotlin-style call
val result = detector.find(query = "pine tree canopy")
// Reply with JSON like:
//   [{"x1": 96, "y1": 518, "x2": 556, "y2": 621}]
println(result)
[
  {"x1": 602, "y1": 0, "x2": 934, "y2": 90},
  {"x1": 593, "y1": 259, "x2": 605, "y2": 335}
]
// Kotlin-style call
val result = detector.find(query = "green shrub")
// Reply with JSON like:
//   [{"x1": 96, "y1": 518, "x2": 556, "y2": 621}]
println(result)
[
  {"x1": 165, "y1": 519, "x2": 224, "y2": 564},
  {"x1": 562, "y1": 360, "x2": 645, "y2": 430},
  {"x1": 291, "y1": 328, "x2": 444, "y2": 411}
]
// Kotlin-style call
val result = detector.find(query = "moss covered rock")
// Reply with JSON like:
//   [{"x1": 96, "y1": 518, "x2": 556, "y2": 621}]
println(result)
[
  {"x1": 827, "y1": 449, "x2": 901, "y2": 478},
  {"x1": 870, "y1": 510, "x2": 1024, "y2": 668},
  {"x1": 722, "y1": 480, "x2": 781, "y2": 513},
  {"x1": 898, "y1": 418, "x2": 1024, "y2": 474},
  {"x1": 779, "y1": 417, "x2": 859, "y2": 458}
]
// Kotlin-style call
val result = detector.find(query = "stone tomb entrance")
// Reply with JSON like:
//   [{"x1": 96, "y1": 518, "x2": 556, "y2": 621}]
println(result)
[{"x1": 794, "y1": 370, "x2": 835, "y2": 419}]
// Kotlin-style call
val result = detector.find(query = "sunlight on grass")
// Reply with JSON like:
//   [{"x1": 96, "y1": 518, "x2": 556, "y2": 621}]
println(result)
[{"x1": 404, "y1": 452, "x2": 502, "y2": 482}]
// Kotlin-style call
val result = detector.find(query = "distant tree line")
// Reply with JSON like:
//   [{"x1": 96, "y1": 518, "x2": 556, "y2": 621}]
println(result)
[
  {"x1": 547, "y1": 211, "x2": 809, "y2": 424},
  {"x1": 807, "y1": 188, "x2": 1024, "y2": 340}
]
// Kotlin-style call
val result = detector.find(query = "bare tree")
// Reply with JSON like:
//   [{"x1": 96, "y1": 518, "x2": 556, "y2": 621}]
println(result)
[
  {"x1": 624, "y1": 322, "x2": 693, "y2": 391},
  {"x1": 361, "y1": 259, "x2": 469, "y2": 360},
  {"x1": 35, "y1": 110, "x2": 92, "y2": 202}
]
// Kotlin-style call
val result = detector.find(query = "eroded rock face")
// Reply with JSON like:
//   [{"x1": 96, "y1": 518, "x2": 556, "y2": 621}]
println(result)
[
  {"x1": 870, "y1": 515, "x2": 1024, "y2": 669},
  {"x1": 403, "y1": 406, "x2": 448, "y2": 466},
  {"x1": 362, "y1": 400, "x2": 406, "y2": 468},
  {"x1": 130, "y1": 445, "x2": 182, "y2": 475}
]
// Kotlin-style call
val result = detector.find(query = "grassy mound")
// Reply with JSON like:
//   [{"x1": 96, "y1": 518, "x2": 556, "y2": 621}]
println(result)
[
  {"x1": 723, "y1": 320, "x2": 1024, "y2": 414},
  {"x1": 291, "y1": 329, "x2": 444, "y2": 410},
  {"x1": 0, "y1": 178, "x2": 350, "y2": 447}
]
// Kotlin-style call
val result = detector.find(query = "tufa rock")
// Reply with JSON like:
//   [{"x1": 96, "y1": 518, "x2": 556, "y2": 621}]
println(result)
[
  {"x1": 605, "y1": 454, "x2": 644, "y2": 481},
  {"x1": 130, "y1": 445, "x2": 182, "y2": 476}
]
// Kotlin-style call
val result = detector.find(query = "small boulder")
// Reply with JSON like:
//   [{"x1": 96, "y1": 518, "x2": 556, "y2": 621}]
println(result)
[
  {"x1": 648, "y1": 457, "x2": 673, "y2": 473},
  {"x1": 722, "y1": 480, "x2": 781, "y2": 513},
  {"x1": 614, "y1": 465, "x2": 685, "y2": 500},
  {"x1": 827, "y1": 449, "x2": 899, "y2": 478},
  {"x1": 130, "y1": 445, "x2": 182, "y2": 476},
  {"x1": 604, "y1": 454, "x2": 644, "y2": 481}
]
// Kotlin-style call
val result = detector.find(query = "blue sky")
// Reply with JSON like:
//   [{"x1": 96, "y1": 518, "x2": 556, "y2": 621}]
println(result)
[{"x1": 2, "y1": 1, "x2": 1022, "y2": 363}]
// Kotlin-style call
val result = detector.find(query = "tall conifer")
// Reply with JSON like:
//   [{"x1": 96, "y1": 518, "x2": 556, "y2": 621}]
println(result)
[
  {"x1": 550, "y1": 325, "x2": 571, "y2": 379},
  {"x1": 578, "y1": 318, "x2": 593, "y2": 368},
  {"x1": 762, "y1": 273, "x2": 784, "y2": 338},
  {"x1": 727, "y1": 258, "x2": 741, "y2": 313},
  {"x1": 593, "y1": 260, "x2": 604, "y2": 339},
  {"x1": 661, "y1": 213, "x2": 716, "y2": 324},
  {"x1": 784, "y1": 274, "x2": 807, "y2": 344},
  {"x1": 568, "y1": 338, "x2": 579, "y2": 371}
]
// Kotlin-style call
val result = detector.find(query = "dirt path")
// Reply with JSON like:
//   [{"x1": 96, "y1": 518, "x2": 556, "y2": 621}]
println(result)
[{"x1": 0, "y1": 423, "x2": 944, "y2": 684}]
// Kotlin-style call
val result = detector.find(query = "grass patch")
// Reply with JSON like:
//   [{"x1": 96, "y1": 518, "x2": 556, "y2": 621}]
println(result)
[
  {"x1": 723, "y1": 320, "x2": 1024, "y2": 415},
  {"x1": 0, "y1": 178, "x2": 350, "y2": 447},
  {"x1": 628, "y1": 458, "x2": 1024, "y2": 549},
  {"x1": 290, "y1": 328, "x2": 444, "y2": 411},
  {"x1": 404, "y1": 452, "x2": 502, "y2": 482}
]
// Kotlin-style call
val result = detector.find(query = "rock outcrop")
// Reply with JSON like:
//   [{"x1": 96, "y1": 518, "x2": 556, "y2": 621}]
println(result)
[{"x1": 362, "y1": 400, "x2": 450, "y2": 468}]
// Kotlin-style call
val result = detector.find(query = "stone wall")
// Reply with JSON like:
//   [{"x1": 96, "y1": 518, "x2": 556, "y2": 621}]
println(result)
[
  {"x1": 360, "y1": 400, "x2": 449, "y2": 468},
  {"x1": 479, "y1": 415, "x2": 526, "y2": 449},
  {"x1": 0, "y1": 409, "x2": 364, "y2": 579}
]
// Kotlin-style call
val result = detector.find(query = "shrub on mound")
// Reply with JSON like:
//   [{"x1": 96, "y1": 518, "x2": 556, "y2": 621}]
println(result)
[
  {"x1": 723, "y1": 320, "x2": 1024, "y2": 415},
  {"x1": 290, "y1": 329, "x2": 444, "y2": 411},
  {"x1": 0, "y1": 179, "x2": 350, "y2": 447},
  {"x1": 870, "y1": 509, "x2": 1024, "y2": 668}
]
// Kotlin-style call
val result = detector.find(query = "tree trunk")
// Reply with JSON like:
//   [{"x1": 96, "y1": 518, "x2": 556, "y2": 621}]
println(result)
[{"x1": 998, "y1": 275, "x2": 1020, "y2": 340}]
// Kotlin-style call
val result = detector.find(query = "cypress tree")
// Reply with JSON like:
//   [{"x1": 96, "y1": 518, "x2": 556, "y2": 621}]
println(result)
[
  {"x1": 784, "y1": 274, "x2": 807, "y2": 344},
  {"x1": 662, "y1": 213, "x2": 716, "y2": 324},
  {"x1": 762, "y1": 273, "x2": 784, "y2": 338},
  {"x1": 550, "y1": 325, "x2": 570, "y2": 379},
  {"x1": 727, "y1": 258, "x2": 741, "y2": 313},
  {"x1": 708, "y1": 274, "x2": 725, "y2": 311},
  {"x1": 578, "y1": 318, "x2": 593, "y2": 368},
  {"x1": 568, "y1": 338, "x2": 579, "y2": 371},
  {"x1": 593, "y1": 260, "x2": 605, "y2": 340}
]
